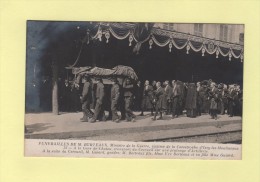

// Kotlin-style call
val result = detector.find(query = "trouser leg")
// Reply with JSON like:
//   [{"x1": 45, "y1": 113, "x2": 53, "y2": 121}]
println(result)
[
  {"x1": 172, "y1": 97, "x2": 178, "y2": 117},
  {"x1": 125, "y1": 96, "x2": 134, "y2": 120},
  {"x1": 154, "y1": 106, "x2": 158, "y2": 120},
  {"x1": 119, "y1": 97, "x2": 126, "y2": 120},
  {"x1": 229, "y1": 101, "x2": 234, "y2": 116},
  {"x1": 92, "y1": 100, "x2": 102, "y2": 121},
  {"x1": 111, "y1": 101, "x2": 119, "y2": 121}
]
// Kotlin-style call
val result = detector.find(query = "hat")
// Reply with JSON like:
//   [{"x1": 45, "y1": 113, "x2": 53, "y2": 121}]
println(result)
[
  {"x1": 218, "y1": 84, "x2": 223, "y2": 89},
  {"x1": 201, "y1": 80, "x2": 208, "y2": 86}
]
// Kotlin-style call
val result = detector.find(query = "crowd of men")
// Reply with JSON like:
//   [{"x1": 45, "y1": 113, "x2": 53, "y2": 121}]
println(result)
[{"x1": 63, "y1": 75, "x2": 243, "y2": 123}]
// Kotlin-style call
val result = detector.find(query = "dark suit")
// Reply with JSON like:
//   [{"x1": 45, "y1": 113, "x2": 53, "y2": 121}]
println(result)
[
  {"x1": 196, "y1": 86, "x2": 203, "y2": 116},
  {"x1": 134, "y1": 84, "x2": 142, "y2": 111},
  {"x1": 171, "y1": 84, "x2": 182, "y2": 117},
  {"x1": 92, "y1": 82, "x2": 105, "y2": 121},
  {"x1": 111, "y1": 83, "x2": 120, "y2": 121},
  {"x1": 153, "y1": 87, "x2": 165, "y2": 119},
  {"x1": 81, "y1": 81, "x2": 94, "y2": 120},
  {"x1": 228, "y1": 89, "x2": 236, "y2": 117},
  {"x1": 209, "y1": 87, "x2": 219, "y2": 119},
  {"x1": 141, "y1": 85, "x2": 154, "y2": 110},
  {"x1": 164, "y1": 85, "x2": 172, "y2": 114}
]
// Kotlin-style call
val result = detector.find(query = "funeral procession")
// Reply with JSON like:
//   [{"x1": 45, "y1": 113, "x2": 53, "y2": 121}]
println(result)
[{"x1": 25, "y1": 21, "x2": 243, "y2": 143}]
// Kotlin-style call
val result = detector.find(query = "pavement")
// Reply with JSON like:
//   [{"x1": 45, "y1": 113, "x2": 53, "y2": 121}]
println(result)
[{"x1": 25, "y1": 112, "x2": 242, "y2": 142}]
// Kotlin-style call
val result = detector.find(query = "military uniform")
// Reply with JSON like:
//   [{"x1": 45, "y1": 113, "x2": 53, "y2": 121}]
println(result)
[
  {"x1": 152, "y1": 86, "x2": 165, "y2": 120},
  {"x1": 111, "y1": 83, "x2": 120, "y2": 122},
  {"x1": 123, "y1": 79, "x2": 136, "y2": 121},
  {"x1": 81, "y1": 79, "x2": 94, "y2": 121},
  {"x1": 91, "y1": 81, "x2": 105, "y2": 122},
  {"x1": 209, "y1": 87, "x2": 219, "y2": 119}
]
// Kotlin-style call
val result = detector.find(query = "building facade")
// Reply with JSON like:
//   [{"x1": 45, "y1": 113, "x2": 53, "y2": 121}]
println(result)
[{"x1": 154, "y1": 23, "x2": 244, "y2": 45}]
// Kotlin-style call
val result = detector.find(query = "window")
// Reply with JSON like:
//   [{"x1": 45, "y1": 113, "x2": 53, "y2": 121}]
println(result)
[
  {"x1": 163, "y1": 23, "x2": 174, "y2": 31},
  {"x1": 194, "y1": 24, "x2": 203, "y2": 36},
  {"x1": 220, "y1": 24, "x2": 228, "y2": 41}
]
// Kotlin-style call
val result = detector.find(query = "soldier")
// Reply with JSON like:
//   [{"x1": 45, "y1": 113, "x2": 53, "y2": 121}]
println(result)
[
  {"x1": 89, "y1": 78, "x2": 105, "y2": 123},
  {"x1": 163, "y1": 80, "x2": 172, "y2": 115},
  {"x1": 152, "y1": 82, "x2": 165, "y2": 120},
  {"x1": 110, "y1": 78, "x2": 120, "y2": 123},
  {"x1": 80, "y1": 75, "x2": 94, "y2": 122},
  {"x1": 123, "y1": 78, "x2": 136, "y2": 122},
  {"x1": 217, "y1": 84, "x2": 225, "y2": 115},
  {"x1": 209, "y1": 82, "x2": 219, "y2": 120},
  {"x1": 200, "y1": 80, "x2": 210, "y2": 114}
]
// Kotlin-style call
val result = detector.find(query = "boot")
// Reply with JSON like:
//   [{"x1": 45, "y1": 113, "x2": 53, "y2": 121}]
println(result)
[
  {"x1": 157, "y1": 112, "x2": 163, "y2": 120},
  {"x1": 151, "y1": 115, "x2": 156, "y2": 121},
  {"x1": 80, "y1": 112, "x2": 88, "y2": 122},
  {"x1": 139, "y1": 112, "x2": 144, "y2": 116},
  {"x1": 89, "y1": 118, "x2": 96, "y2": 123}
]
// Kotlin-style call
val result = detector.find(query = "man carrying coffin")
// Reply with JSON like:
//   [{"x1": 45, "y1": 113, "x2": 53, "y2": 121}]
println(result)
[
  {"x1": 80, "y1": 75, "x2": 94, "y2": 122},
  {"x1": 110, "y1": 78, "x2": 120, "y2": 123}
]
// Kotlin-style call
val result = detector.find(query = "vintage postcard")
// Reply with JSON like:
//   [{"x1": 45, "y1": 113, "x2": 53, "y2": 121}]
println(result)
[{"x1": 25, "y1": 21, "x2": 243, "y2": 159}]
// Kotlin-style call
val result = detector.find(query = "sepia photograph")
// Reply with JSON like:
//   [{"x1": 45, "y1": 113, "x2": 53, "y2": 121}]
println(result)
[{"x1": 24, "y1": 21, "x2": 244, "y2": 159}]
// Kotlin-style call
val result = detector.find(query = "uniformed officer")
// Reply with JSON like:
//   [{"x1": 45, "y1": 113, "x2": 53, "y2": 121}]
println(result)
[
  {"x1": 209, "y1": 82, "x2": 219, "y2": 120},
  {"x1": 90, "y1": 78, "x2": 106, "y2": 123},
  {"x1": 80, "y1": 75, "x2": 94, "y2": 122},
  {"x1": 123, "y1": 78, "x2": 136, "y2": 122},
  {"x1": 110, "y1": 78, "x2": 120, "y2": 123},
  {"x1": 152, "y1": 82, "x2": 165, "y2": 120}
]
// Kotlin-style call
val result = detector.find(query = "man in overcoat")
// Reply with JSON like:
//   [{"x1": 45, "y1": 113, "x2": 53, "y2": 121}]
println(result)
[
  {"x1": 139, "y1": 80, "x2": 154, "y2": 116},
  {"x1": 152, "y1": 82, "x2": 165, "y2": 120},
  {"x1": 171, "y1": 80, "x2": 182, "y2": 118},
  {"x1": 163, "y1": 80, "x2": 172, "y2": 115}
]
